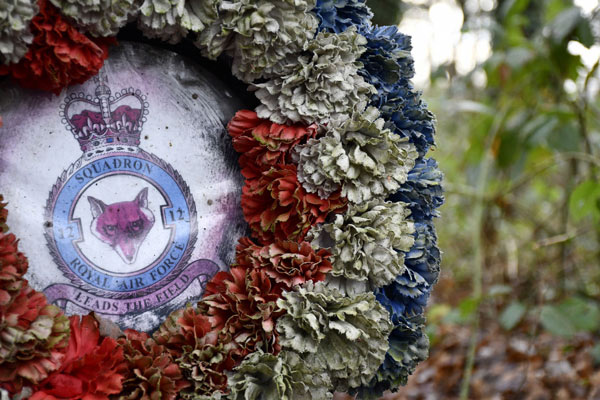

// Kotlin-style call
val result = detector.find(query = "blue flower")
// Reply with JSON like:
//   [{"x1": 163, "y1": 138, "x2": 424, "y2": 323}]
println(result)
[
  {"x1": 356, "y1": 24, "x2": 436, "y2": 156},
  {"x1": 351, "y1": 221, "x2": 440, "y2": 396},
  {"x1": 313, "y1": 0, "x2": 373, "y2": 33},
  {"x1": 381, "y1": 86, "x2": 436, "y2": 157},
  {"x1": 389, "y1": 158, "x2": 444, "y2": 220},
  {"x1": 358, "y1": 24, "x2": 415, "y2": 107},
  {"x1": 374, "y1": 221, "x2": 441, "y2": 321},
  {"x1": 350, "y1": 315, "x2": 429, "y2": 397}
]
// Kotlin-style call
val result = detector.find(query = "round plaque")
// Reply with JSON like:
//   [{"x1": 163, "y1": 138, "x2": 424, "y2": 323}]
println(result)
[{"x1": 0, "y1": 42, "x2": 247, "y2": 331}]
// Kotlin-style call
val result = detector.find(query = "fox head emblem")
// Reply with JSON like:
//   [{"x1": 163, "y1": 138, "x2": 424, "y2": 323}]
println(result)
[{"x1": 88, "y1": 187, "x2": 155, "y2": 264}]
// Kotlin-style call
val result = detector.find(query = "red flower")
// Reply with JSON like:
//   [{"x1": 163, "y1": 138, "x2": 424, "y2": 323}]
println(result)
[
  {"x1": 228, "y1": 110, "x2": 319, "y2": 179},
  {"x1": 200, "y1": 267, "x2": 282, "y2": 365},
  {"x1": 0, "y1": 286, "x2": 69, "y2": 390},
  {"x1": 0, "y1": 232, "x2": 29, "y2": 305},
  {"x1": 154, "y1": 306, "x2": 218, "y2": 358},
  {"x1": 153, "y1": 307, "x2": 237, "y2": 397},
  {"x1": 234, "y1": 237, "x2": 332, "y2": 294},
  {"x1": 241, "y1": 164, "x2": 347, "y2": 243},
  {"x1": 29, "y1": 314, "x2": 127, "y2": 400},
  {"x1": 0, "y1": 0, "x2": 115, "y2": 94},
  {"x1": 0, "y1": 195, "x2": 7, "y2": 231},
  {"x1": 116, "y1": 330, "x2": 189, "y2": 400}
]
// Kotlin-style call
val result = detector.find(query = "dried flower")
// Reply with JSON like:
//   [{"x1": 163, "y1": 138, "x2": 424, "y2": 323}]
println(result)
[
  {"x1": 276, "y1": 281, "x2": 392, "y2": 391},
  {"x1": 196, "y1": 0, "x2": 318, "y2": 82},
  {"x1": 234, "y1": 237, "x2": 332, "y2": 293},
  {"x1": 48, "y1": 0, "x2": 138, "y2": 36},
  {"x1": 29, "y1": 314, "x2": 127, "y2": 400},
  {"x1": 0, "y1": 0, "x2": 115, "y2": 94},
  {"x1": 0, "y1": 0, "x2": 38, "y2": 65},
  {"x1": 117, "y1": 330, "x2": 189, "y2": 400},
  {"x1": 309, "y1": 199, "x2": 415, "y2": 289},
  {"x1": 228, "y1": 110, "x2": 319, "y2": 179},
  {"x1": 241, "y1": 164, "x2": 347, "y2": 244},
  {"x1": 255, "y1": 27, "x2": 375, "y2": 126}
]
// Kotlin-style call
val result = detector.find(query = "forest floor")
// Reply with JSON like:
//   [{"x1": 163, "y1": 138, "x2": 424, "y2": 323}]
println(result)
[
  {"x1": 335, "y1": 323, "x2": 599, "y2": 400},
  {"x1": 334, "y1": 276, "x2": 600, "y2": 400}
]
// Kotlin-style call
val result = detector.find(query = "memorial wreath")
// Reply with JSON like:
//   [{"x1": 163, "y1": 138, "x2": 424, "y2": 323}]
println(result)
[{"x1": 0, "y1": 0, "x2": 443, "y2": 398}]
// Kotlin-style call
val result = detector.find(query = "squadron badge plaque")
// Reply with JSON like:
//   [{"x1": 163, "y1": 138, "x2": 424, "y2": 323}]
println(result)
[{"x1": 0, "y1": 43, "x2": 247, "y2": 330}]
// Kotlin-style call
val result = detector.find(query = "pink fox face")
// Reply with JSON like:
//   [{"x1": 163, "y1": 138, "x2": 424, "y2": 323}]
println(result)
[{"x1": 88, "y1": 187, "x2": 155, "y2": 264}]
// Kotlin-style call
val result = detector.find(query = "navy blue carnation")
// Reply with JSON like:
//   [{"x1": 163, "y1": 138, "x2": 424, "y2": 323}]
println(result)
[
  {"x1": 356, "y1": 24, "x2": 436, "y2": 156},
  {"x1": 381, "y1": 86, "x2": 436, "y2": 157},
  {"x1": 313, "y1": 0, "x2": 373, "y2": 33},
  {"x1": 351, "y1": 315, "x2": 429, "y2": 398},
  {"x1": 358, "y1": 24, "x2": 415, "y2": 107},
  {"x1": 375, "y1": 221, "x2": 441, "y2": 320},
  {"x1": 353, "y1": 221, "x2": 439, "y2": 396},
  {"x1": 388, "y1": 158, "x2": 444, "y2": 220}
]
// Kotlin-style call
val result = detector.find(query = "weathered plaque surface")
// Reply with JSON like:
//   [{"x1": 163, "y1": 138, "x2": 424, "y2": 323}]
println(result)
[{"x1": 0, "y1": 42, "x2": 247, "y2": 331}]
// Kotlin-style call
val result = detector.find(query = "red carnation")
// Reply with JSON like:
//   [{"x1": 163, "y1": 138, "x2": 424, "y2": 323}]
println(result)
[
  {"x1": 116, "y1": 330, "x2": 189, "y2": 400},
  {"x1": 0, "y1": 232, "x2": 30, "y2": 304},
  {"x1": 29, "y1": 314, "x2": 127, "y2": 400},
  {"x1": 228, "y1": 110, "x2": 319, "y2": 179},
  {"x1": 153, "y1": 307, "x2": 237, "y2": 398},
  {"x1": 234, "y1": 237, "x2": 332, "y2": 294},
  {"x1": 0, "y1": 0, "x2": 115, "y2": 95},
  {"x1": 241, "y1": 164, "x2": 347, "y2": 243},
  {"x1": 0, "y1": 286, "x2": 70, "y2": 390},
  {"x1": 0, "y1": 196, "x2": 7, "y2": 231},
  {"x1": 200, "y1": 267, "x2": 282, "y2": 365}
]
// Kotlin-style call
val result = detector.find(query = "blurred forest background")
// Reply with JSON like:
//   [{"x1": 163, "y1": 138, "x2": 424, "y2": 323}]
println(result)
[{"x1": 366, "y1": 0, "x2": 600, "y2": 398}]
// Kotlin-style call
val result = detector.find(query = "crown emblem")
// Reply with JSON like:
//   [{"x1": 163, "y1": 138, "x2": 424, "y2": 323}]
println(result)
[{"x1": 59, "y1": 70, "x2": 149, "y2": 159}]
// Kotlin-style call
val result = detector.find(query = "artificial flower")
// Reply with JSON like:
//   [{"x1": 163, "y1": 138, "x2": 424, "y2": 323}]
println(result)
[
  {"x1": 255, "y1": 26, "x2": 375, "y2": 126},
  {"x1": 0, "y1": 0, "x2": 38, "y2": 64},
  {"x1": 0, "y1": 196, "x2": 7, "y2": 231},
  {"x1": 276, "y1": 281, "x2": 392, "y2": 392},
  {"x1": 352, "y1": 315, "x2": 429, "y2": 398},
  {"x1": 227, "y1": 110, "x2": 319, "y2": 179},
  {"x1": 241, "y1": 164, "x2": 347, "y2": 243},
  {"x1": 313, "y1": 0, "x2": 372, "y2": 33},
  {"x1": 49, "y1": 0, "x2": 138, "y2": 37},
  {"x1": 0, "y1": 286, "x2": 69, "y2": 389},
  {"x1": 138, "y1": 0, "x2": 218, "y2": 44},
  {"x1": 200, "y1": 267, "x2": 282, "y2": 365},
  {"x1": 234, "y1": 237, "x2": 332, "y2": 293},
  {"x1": 228, "y1": 350, "x2": 333, "y2": 400},
  {"x1": 29, "y1": 314, "x2": 126, "y2": 400},
  {"x1": 294, "y1": 106, "x2": 418, "y2": 203},
  {"x1": 196, "y1": 0, "x2": 318, "y2": 82},
  {"x1": 0, "y1": 0, "x2": 115, "y2": 94},
  {"x1": 154, "y1": 307, "x2": 235, "y2": 398},
  {"x1": 358, "y1": 24, "x2": 414, "y2": 107},
  {"x1": 116, "y1": 330, "x2": 189, "y2": 400},
  {"x1": 381, "y1": 86, "x2": 436, "y2": 157},
  {"x1": 388, "y1": 157, "x2": 444, "y2": 220},
  {"x1": 309, "y1": 199, "x2": 415, "y2": 289}
]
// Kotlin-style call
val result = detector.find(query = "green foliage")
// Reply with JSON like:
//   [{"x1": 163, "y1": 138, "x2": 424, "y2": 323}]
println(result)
[
  {"x1": 569, "y1": 181, "x2": 600, "y2": 222},
  {"x1": 538, "y1": 297, "x2": 600, "y2": 337},
  {"x1": 499, "y1": 301, "x2": 526, "y2": 331},
  {"x1": 430, "y1": 0, "x2": 600, "y2": 312}
]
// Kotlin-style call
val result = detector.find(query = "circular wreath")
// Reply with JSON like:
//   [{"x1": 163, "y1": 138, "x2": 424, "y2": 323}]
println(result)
[{"x1": 0, "y1": 0, "x2": 443, "y2": 398}]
